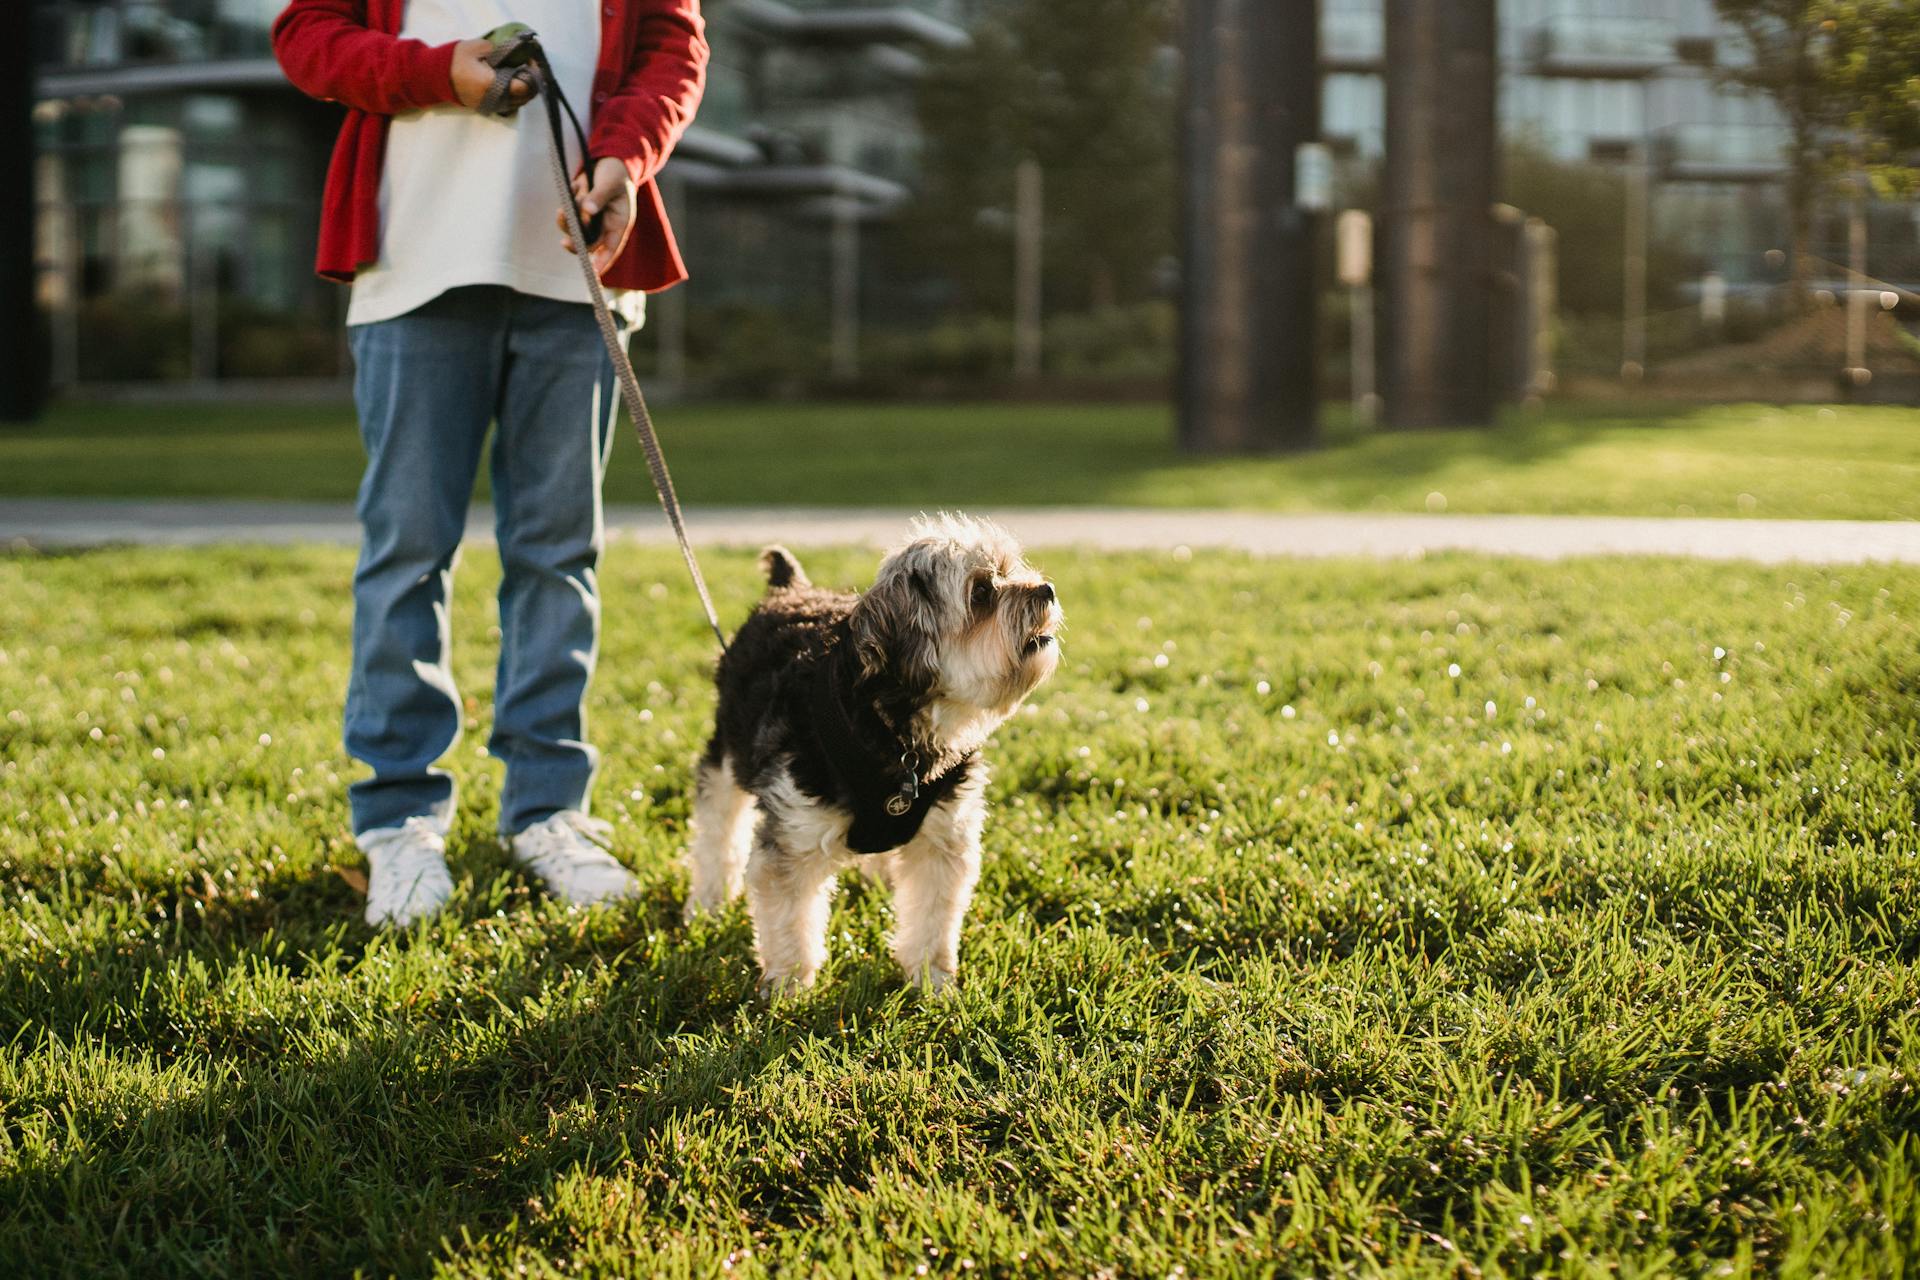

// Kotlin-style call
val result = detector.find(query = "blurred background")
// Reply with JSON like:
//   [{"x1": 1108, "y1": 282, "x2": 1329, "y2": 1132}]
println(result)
[{"x1": 3, "y1": 0, "x2": 1917, "y2": 446}]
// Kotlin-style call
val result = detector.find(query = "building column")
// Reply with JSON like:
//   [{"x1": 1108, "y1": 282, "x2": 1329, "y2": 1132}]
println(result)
[
  {"x1": 1177, "y1": 0, "x2": 1320, "y2": 453},
  {"x1": 1380, "y1": 0, "x2": 1498, "y2": 428},
  {"x1": 2, "y1": 20, "x2": 43, "y2": 420}
]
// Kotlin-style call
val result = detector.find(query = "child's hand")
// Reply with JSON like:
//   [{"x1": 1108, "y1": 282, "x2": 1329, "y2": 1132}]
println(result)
[
  {"x1": 557, "y1": 157, "x2": 639, "y2": 276},
  {"x1": 450, "y1": 37, "x2": 532, "y2": 111}
]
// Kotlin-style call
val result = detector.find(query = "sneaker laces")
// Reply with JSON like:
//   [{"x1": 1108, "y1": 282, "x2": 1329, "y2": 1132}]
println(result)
[
  {"x1": 361, "y1": 814, "x2": 446, "y2": 857},
  {"x1": 359, "y1": 816, "x2": 451, "y2": 920},
  {"x1": 514, "y1": 811, "x2": 620, "y2": 872}
]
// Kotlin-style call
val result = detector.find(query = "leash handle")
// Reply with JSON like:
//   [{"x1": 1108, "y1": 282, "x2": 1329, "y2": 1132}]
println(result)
[
  {"x1": 477, "y1": 24, "x2": 539, "y2": 118},
  {"x1": 533, "y1": 59, "x2": 728, "y2": 653}
]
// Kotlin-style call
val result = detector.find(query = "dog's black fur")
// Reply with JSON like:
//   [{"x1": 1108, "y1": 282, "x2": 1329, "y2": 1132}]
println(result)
[{"x1": 700, "y1": 547, "x2": 975, "y2": 853}]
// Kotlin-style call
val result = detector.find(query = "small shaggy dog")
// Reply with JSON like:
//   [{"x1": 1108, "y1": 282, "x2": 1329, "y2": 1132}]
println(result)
[{"x1": 682, "y1": 515, "x2": 1062, "y2": 997}]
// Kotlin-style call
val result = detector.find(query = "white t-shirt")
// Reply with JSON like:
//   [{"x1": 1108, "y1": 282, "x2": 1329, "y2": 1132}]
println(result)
[{"x1": 347, "y1": 0, "x2": 642, "y2": 327}]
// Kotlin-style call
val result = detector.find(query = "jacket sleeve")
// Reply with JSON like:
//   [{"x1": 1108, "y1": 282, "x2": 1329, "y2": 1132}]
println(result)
[
  {"x1": 271, "y1": 0, "x2": 463, "y2": 115},
  {"x1": 589, "y1": 0, "x2": 708, "y2": 187}
]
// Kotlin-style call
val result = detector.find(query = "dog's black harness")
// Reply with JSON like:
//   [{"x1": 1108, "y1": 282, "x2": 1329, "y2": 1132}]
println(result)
[{"x1": 808, "y1": 654, "x2": 974, "y2": 854}]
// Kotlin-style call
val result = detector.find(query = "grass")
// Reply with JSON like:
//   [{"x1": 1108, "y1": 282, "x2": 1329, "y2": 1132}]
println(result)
[
  {"x1": 2, "y1": 542, "x2": 1919, "y2": 1278},
  {"x1": 4, "y1": 398, "x2": 1920, "y2": 520}
]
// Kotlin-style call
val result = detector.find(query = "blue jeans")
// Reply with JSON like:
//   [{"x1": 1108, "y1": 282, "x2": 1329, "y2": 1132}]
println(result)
[{"x1": 345, "y1": 285, "x2": 622, "y2": 837}]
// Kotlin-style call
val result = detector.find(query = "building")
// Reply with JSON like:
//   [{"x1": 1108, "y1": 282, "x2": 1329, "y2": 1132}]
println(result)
[
  {"x1": 30, "y1": 0, "x2": 969, "y2": 385},
  {"x1": 1320, "y1": 0, "x2": 1917, "y2": 295},
  {"x1": 31, "y1": 1, "x2": 1912, "y2": 385}
]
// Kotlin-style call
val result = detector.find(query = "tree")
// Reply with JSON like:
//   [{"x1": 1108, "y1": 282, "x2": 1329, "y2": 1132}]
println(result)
[
  {"x1": 905, "y1": 0, "x2": 1177, "y2": 316},
  {"x1": 1503, "y1": 139, "x2": 1695, "y2": 316},
  {"x1": 1824, "y1": 0, "x2": 1920, "y2": 193},
  {"x1": 1713, "y1": 0, "x2": 1852, "y2": 297}
]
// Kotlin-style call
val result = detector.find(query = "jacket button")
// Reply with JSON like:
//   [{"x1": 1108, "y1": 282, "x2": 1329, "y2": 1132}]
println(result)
[
  {"x1": 603, "y1": 5, "x2": 613, "y2": 13},
  {"x1": 594, "y1": 90, "x2": 608, "y2": 103}
]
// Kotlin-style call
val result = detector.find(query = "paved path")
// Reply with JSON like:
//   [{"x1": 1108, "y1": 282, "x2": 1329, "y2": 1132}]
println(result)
[{"x1": 2, "y1": 497, "x2": 1915, "y2": 564}]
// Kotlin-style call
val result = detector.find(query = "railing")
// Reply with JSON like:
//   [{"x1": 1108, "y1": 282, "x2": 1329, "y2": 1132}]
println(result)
[
  {"x1": 36, "y1": 0, "x2": 279, "y2": 68},
  {"x1": 1530, "y1": 16, "x2": 1673, "y2": 75},
  {"x1": 1656, "y1": 123, "x2": 1792, "y2": 179}
]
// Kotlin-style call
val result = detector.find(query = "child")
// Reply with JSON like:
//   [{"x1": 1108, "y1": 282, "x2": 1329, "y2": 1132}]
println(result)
[{"x1": 272, "y1": 0, "x2": 706, "y2": 925}]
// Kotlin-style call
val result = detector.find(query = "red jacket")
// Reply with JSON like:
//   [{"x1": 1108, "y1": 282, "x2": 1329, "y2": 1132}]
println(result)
[{"x1": 272, "y1": 0, "x2": 706, "y2": 293}]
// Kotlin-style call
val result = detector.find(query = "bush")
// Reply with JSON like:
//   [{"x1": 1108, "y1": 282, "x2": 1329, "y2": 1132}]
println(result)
[
  {"x1": 76, "y1": 292, "x2": 191, "y2": 381},
  {"x1": 678, "y1": 302, "x2": 827, "y2": 397},
  {"x1": 220, "y1": 303, "x2": 341, "y2": 379},
  {"x1": 862, "y1": 302, "x2": 1174, "y2": 387},
  {"x1": 74, "y1": 293, "x2": 343, "y2": 382}
]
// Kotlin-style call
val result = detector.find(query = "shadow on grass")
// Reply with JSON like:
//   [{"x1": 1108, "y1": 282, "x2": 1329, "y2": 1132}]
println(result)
[
  {"x1": 0, "y1": 861, "x2": 913, "y2": 1278},
  {"x1": 647, "y1": 400, "x2": 1698, "y2": 511}
]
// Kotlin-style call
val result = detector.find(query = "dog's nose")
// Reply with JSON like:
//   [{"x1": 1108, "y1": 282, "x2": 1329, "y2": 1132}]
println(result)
[{"x1": 1035, "y1": 582, "x2": 1055, "y2": 604}]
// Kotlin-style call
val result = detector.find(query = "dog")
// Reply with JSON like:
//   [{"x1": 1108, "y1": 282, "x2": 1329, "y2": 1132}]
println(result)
[{"x1": 681, "y1": 514, "x2": 1062, "y2": 997}]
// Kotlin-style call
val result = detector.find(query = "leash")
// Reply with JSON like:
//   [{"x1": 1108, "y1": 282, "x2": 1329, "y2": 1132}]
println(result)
[{"x1": 480, "y1": 24, "x2": 728, "y2": 653}]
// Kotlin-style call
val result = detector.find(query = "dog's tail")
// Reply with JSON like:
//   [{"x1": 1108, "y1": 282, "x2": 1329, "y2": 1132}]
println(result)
[{"x1": 758, "y1": 545, "x2": 810, "y2": 591}]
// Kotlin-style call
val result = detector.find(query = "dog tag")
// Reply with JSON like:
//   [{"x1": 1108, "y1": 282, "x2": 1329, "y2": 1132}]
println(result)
[{"x1": 887, "y1": 751, "x2": 920, "y2": 816}]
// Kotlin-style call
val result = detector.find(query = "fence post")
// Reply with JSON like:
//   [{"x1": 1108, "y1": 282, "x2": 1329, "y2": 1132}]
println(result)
[
  {"x1": 1336, "y1": 209, "x2": 1376, "y2": 425},
  {"x1": 1621, "y1": 143, "x2": 1648, "y2": 383},
  {"x1": 1526, "y1": 217, "x2": 1557, "y2": 400}
]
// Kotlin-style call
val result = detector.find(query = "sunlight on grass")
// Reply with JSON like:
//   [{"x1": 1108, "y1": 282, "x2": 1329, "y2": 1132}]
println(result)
[
  {"x1": 2, "y1": 544, "x2": 1917, "y2": 1276},
  {"x1": 4, "y1": 399, "x2": 1918, "y2": 520}
]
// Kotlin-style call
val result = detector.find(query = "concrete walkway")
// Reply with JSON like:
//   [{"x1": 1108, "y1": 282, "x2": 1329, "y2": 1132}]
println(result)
[{"x1": 2, "y1": 497, "x2": 1916, "y2": 564}]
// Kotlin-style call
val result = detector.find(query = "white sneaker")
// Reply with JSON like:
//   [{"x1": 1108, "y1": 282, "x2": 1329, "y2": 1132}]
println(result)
[
  {"x1": 510, "y1": 811, "x2": 638, "y2": 906},
  {"x1": 357, "y1": 816, "x2": 454, "y2": 927}
]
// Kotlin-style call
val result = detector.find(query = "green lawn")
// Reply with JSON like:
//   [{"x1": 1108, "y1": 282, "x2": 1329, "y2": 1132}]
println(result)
[
  {"x1": 5, "y1": 398, "x2": 1919, "y2": 520},
  {"x1": 3, "y1": 543, "x2": 1917, "y2": 1277}
]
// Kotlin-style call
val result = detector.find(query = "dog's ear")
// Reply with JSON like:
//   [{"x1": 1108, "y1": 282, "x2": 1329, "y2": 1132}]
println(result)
[{"x1": 849, "y1": 560, "x2": 941, "y2": 704}]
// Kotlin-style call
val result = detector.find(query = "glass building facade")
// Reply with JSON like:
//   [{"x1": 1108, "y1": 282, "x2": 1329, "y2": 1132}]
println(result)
[
  {"x1": 1320, "y1": 0, "x2": 1919, "y2": 291},
  {"x1": 30, "y1": 0, "x2": 968, "y2": 382}
]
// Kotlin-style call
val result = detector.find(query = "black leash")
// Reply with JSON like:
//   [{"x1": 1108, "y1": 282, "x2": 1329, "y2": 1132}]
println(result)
[{"x1": 480, "y1": 24, "x2": 728, "y2": 653}]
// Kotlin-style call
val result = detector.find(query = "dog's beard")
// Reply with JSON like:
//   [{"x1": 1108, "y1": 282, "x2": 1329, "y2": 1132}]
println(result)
[
  {"x1": 853, "y1": 514, "x2": 1062, "y2": 757},
  {"x1": 935, "y1": 590, "x2": 1062, "y2": 718}
]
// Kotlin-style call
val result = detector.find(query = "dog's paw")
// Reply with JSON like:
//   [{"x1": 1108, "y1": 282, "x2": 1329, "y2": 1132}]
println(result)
[
  {"x1": 905, "y1": 964, "x2": 958, "y2": 998},
  {"x1": 682, "y1": 876, "x2": 745, "y2": 924},
  {"x1": 755, "y1": 966, "x2": 819, "y2": 1002}
]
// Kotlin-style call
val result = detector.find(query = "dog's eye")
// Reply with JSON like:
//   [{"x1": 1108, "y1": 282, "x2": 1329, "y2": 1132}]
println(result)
[{"x1": 970, "y1": 577, "x2": 995, "y2": 608}]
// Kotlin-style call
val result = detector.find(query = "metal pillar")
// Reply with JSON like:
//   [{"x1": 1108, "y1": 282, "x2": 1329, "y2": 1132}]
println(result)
[
  {"x1": 1621, "y1": 144, "x2": 1649, "y2": 382},
  {"x1": 1013, "y1": 158, "x2": 1043, "y2": 381},
  {"x1": 1380, "y1": 0, "x2": 1498, "y2": 428},
  {"x1": 189, "y1": 212, "x2": 219, "y2": 384},
  {"x1": 829, "y1": 191, "x2": 860, "y2": 382},
  {"x1": 1845, "y1": 173, "x2": 1869, "y2": 388},
  {"x1": 1178, "y1": 0, "x2": 1320, "y2": 453},
  {"x1": 657, "y1": 174, "x2": 689, "y2": 393}
]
